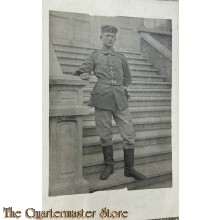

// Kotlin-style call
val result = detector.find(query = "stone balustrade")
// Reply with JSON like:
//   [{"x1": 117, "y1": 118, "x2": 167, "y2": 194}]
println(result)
[{"x1": 49, "y1": 75, "x2": 90, "y2": 196}]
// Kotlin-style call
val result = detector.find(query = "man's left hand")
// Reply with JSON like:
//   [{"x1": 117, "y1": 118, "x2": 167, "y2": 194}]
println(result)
[{"x1": 124, "y1": 87, "x2": 130, "y2": 100}]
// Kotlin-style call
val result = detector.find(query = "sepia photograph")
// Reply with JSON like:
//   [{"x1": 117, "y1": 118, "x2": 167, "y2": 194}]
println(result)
[
  {"x1": 49, "y1": 11, "x2": 173, "y2": 196},
  {"x1": 5, "y1": 0, "x2": 220, "y2": 220}
]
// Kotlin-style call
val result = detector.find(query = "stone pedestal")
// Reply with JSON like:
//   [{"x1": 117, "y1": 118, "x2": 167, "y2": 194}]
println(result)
[{"x1": 49, "y1": 75, "x2": 89, "y2": 196}]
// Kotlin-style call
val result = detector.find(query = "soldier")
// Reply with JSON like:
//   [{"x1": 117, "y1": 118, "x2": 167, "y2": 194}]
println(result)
[{"x1": 74, "y1": 25, "x2": 146, "y2": 181}]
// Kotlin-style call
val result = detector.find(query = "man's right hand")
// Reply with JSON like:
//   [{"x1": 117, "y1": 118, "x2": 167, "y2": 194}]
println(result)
[{"x1": 80, "y1": 73, "x2": 90, "y2": 80}]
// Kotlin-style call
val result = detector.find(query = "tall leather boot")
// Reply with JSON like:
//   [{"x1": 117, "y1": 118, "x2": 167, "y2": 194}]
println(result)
[
  {"x1": 100, "y1": 146, "x2": 114, "y2": 180},
  {"x1": 124, "y1": 149, "x2": 146, "y2": 180}
]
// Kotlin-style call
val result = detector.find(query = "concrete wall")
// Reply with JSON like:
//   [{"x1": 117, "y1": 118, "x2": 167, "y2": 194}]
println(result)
[{"x1": 144, "y1": 18, "x2": 172, "y2": 32}]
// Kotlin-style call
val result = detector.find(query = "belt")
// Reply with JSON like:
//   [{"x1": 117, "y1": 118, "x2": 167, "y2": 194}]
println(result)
[{"x1": 98, "y1": 79, "x2": 122, "y2": 86}]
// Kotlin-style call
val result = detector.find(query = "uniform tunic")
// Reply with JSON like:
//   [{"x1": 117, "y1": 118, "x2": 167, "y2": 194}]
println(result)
[{"x1": 75, "y1": 47, "x2": 132, "y2": 111}]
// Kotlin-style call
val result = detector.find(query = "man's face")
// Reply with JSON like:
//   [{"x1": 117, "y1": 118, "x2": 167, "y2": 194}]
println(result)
[{"x1": 100, "y1": 32, "x2": 116, "y2": 48}]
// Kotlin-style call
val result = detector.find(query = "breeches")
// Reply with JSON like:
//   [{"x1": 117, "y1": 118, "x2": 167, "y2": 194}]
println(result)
[{"x1": 95, "y1": 108, "x2": 136, "y2": 149}]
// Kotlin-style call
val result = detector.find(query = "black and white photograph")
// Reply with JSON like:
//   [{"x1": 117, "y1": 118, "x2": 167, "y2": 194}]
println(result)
[
  {"x1": 3, "y1": 0, "x2": 220, "y2": 220},
  {"x1": 49, "y1": 11, "x2": 173, "y2": 196}
]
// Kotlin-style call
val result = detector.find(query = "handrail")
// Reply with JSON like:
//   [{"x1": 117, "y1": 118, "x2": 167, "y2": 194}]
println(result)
[{"x1": 140, "y1": 33, "x2": 172, "y2": 61}]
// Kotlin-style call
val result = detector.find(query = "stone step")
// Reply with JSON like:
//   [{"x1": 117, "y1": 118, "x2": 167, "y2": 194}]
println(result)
[
  {"x1": 62, "y1": 69, "x2": 162, "y2": 81},
  {"x1": 55, "y1": 51, "x2": 151, "y2": 65},
  {"x1": 85, "y1": 81, "x2": 171, "y2": 89},
  {"x1": 141, "y1": 179, "x2": 172, "y2": 189},
  {"x1": 84, "y1": 96, "x2": 171, "y2": 107},
  {"x1": 57, "y1": 57, "x2": 154, "y2": 69},
  {"x1": 84, "y1": 159, "x2": 172, "y2": 192},
  {"x1": 130, "y1": 68, "x2": 160, "y2": 75},
  {"x1": 53, "y1": 42, "x2": 142, "y2": 55},
  {"x1": 56, "y1": 50, "x2": 93, "y2": 60},
  {"x1": 129, "y1": 81, "x2": 171, "y2": 89},
  {"x1": 83, "y1": 143, "x2": 172, "y2": 175},
  {"x1": 62, "y1": 66, "x2": 160, "y2": 75},
  {"x1": 86, "y1": 75, "x2": 165, "y2": 83},
  {"x1": 83, "y1": 88, "x2": 171, "y2": 97},
  {"x1": 61, "y1": 67, "x2": 160, "y2": 76},
  {"x1": 83, "y1": 128, "x2": 171, "y2": 146},
  {"x1": 84, "y1": 136, "x2": 171, "y2": 155},
  {"x1": 126, "y1": 61, "x2": 154, "y2": 68},
  {"x1": 83, "y1": 106, "x2": 171, "y2": 121},
  {"x1": 52, "y1": 43, "x2": 142, "y2": 59},
  {"x1": 83, "y1": 116, "x2": 171, "y2": 137},
  {"x1": 83, "y1": 128, "x2": 171, "y2": 154}
]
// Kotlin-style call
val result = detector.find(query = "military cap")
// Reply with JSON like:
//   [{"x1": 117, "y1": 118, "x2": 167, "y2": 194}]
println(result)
[{"x1": 101, "y1": 25, "x2": 118, "y2": 35}]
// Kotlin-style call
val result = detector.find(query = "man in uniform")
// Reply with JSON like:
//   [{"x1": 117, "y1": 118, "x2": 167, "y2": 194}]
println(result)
[{"x1": 74, "y1": 25, "x2": 146, "y2": 181}]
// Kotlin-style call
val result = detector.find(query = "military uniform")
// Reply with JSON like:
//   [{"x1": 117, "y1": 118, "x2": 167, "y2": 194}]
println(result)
[
  {"x1": 75, "y1": 46, "x2": 136, "y2": 149},
  {"x1": 74, "y1": 25, "x2": 146, "y2": 180}
]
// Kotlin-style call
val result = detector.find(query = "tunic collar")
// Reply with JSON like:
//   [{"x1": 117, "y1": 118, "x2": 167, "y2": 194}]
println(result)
[{"x1": 100, "y1": 46, "x2": 116, "y2": 56}]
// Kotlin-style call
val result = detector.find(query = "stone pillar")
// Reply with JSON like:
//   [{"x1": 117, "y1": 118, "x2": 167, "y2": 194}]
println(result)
[{"x1": 49, "y1": 75, "x2": 89, "y2": 196}]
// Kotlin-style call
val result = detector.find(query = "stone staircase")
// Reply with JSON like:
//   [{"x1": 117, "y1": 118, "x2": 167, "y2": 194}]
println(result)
[{"x1": 52, "y1": 42, "x2": 172, "y2": 193}]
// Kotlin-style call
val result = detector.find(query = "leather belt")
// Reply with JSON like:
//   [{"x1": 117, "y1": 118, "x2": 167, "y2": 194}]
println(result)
[{"x1": 98, "y1": 79, "x2": 122, "y2": 86}]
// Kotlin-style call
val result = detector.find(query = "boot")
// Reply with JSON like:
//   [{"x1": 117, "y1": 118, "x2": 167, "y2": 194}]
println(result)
[
  {"x1": 100, "y1": 146, "x2": 114, "y2": 180},
  {"x1": 124, "y1": 149, "x2": 146, "y2": 180}
]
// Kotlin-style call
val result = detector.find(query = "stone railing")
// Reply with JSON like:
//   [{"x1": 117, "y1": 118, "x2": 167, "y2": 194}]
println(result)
[
  {"x1": 49, "y1": 41, "x2": 90, "y2": 196},
  {"x1": 49, "y1": 75, "x2": 90, "y2": 196},
  {"x1": 139, "y1": 28, "x2": 172, "y2": 82}
]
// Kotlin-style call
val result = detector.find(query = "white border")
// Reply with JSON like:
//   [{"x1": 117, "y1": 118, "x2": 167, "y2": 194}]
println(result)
[{"x1": 43, "y1": 0, "x2": 179, "y2": 219}]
